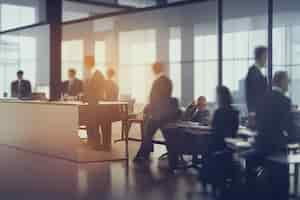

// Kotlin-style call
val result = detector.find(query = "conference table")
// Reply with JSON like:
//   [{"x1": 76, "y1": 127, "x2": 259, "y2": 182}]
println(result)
[
  {"x1": 0, "y1": 99, "x2": 128, "y2": 163},
  {"x1": 164, "y1": 121, "x2": 300, "y2": 196}
]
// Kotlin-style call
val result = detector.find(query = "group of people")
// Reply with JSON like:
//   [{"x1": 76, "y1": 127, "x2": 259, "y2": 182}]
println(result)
[
  {"x1": 133, "y1": 62, "x2": 239, "y2": 164},
  {"x1": 132, "y1": 47, "x2": 297, "y2": 200},
  {"x1": 10, "y1": 60, "x2": 119, "y2": 151},
  {"x1": 8, "y1": 45, "x2": 297, "y2": 199},
  {"x1": 10, "y1": 65, "x2": 119, "y2": 102},
  {"x1": 61, "y1": 67, "x2": 119, "y2": 101}
]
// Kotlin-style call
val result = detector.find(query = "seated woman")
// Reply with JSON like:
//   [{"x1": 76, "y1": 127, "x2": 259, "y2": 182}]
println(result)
[
  {"x1": 200, "y1": 86, "x2": 239, "y2": 193},
  {"x1": 210, "y1": 86, "x2": 239, "y2": 152}
]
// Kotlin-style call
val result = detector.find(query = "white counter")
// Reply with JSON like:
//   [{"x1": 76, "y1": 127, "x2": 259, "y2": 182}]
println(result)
[{"x1": 0, "y1": 100, "x2": 127, "y2": 162}]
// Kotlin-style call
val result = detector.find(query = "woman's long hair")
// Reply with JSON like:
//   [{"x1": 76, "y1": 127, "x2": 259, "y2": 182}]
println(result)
[{"x1": 217, "y1": 86, "x2": 233, "y2": 108}]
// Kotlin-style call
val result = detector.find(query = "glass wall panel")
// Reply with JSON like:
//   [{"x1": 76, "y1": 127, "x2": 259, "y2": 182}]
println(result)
[
  {"x1": 0, "y1": 0, "x2": 46, "y2": 31},
  {"x1": 169, "y1": 27, "x2": 181, "y2": 100},
  {"x1": 63, "y1": 0, "x2": 125, "y2": 22},
  {"x1": 62, "y1": 40, "x2": 84, "y2": 81},
  {"x1": 274, "y1": 0, "x2": 300, "y2": 106},
  {"x1": 223, "y1": 0, "x2": 268, "y2": 115},
  {"x1": 62, "y1": 1, "x2": 218, "y2": 105},
  {"x1": 0, "y1": 25, "x2": 50, "y2": 97}
]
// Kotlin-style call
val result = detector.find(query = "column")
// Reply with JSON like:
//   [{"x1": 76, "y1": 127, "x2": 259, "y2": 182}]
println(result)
[
  {"x1": 47, "y1": 0, "x2": 62, "y2": 100},
  {"x1": 181, "y1": 25, "x2": 194, "y2": 106}
]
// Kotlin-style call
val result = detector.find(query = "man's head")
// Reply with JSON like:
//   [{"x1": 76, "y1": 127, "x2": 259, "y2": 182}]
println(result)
[
  {"x1": 196, "y1": 96, "x2": 207, "y2": 110},
  {"x1": 84, "y1": 56, "x2": 95, "y2": 72},
  {"x1": 152, "y1": 62, "x2": 164, "y2": 76},
  {"x1": 273, "y1": 71, "x2": 289, "y2": 93},
  {"x1": 254, "y1": 46, "x2": 267, "y2": 68},
  {"x1": 68, "y1": 68, "x2": 77, "y2": 81},
  {"x1": 106, "y1": 68, "x2": 116, "y2": 80},
  {"x1": 17, "y1": 70, "x2": 24, "y2": 80}
]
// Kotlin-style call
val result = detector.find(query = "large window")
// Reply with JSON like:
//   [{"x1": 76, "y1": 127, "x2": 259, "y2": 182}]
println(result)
[
  {"x1": 169, "y1": 27, "x2": 181, "y2": 100},
  {"x1": 0, "y1": 25, "x2": 50, "y2": 97},
  {"x1": 0, "y1": 1, "x2": 46, "y2": 31},
  {"x1": 222, "y1": 0, "x2": 268, "y2": 115},
  {"x1": 119, "y1": 29, "x2": 156, "y2": 103},
  {"x1": 194, "y1": 32, "x2": 218, "y2": 102},
  {"x1": 95, "y1": 41, "x2": 106, "y2": 73},
  {"x1": 274, "y1": 0, "x2": 300, "y2": 105},
  {"x1": 62, "y1": 40, "x2": 84, "y2": 81}
]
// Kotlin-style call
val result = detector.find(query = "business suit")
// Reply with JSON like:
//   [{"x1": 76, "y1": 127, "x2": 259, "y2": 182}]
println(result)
[
  {"x1": 149, "y1": 75, "x2": 173, "y2": 106},
  {"x1": 245, "y1": 65, "x2": 267, "y2": 113},
  {"x1": 83, "y1": 70, "x2": 106, "y2": 147},
  {"x1": 11, "y1": 80, "x2": 32, "y2": 98},
  {"x1": 255, "y1": 89, "x2": 295, "y2": 154},
  {"x1": 61, "y1": 78, "x2": 83, "y2": 97},
  {"x1": 183, "y1": 104, "x2": 210, "y2": 125},
  {"x1": 136, "y1": 97, "x2": 181, "y2": 158},
  {"x1": 247, "y1": 89, "x2": 296, "y2": 200},
  {"x1": 135, "y1": 75, "x2": 179, "y2": 157},
  {"x1": 104, "y1": 79, "x2": 119, "y2": 101}
]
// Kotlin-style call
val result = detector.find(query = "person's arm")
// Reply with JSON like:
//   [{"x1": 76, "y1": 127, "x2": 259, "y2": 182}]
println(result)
[
  {"x1": 27, "y1": 81, "x2": 32, "y2": 97},
  {"x1": 233, "y1": 111, "x2": 240, "y2": 138},
  {"x1": 202, "y1": 110, "x2": 211, "y2": 125},
  {"x1": 11, "y1": 82, "x2": 15, "y2": 97},
  {"x1": 78, "y1": 80, "x2": 83, "y2": 95},
  {"x1": 246, "y1": 69, "x2": 263, "y2": 112},
  {"x1": 282, "y1": 99, "x2": 297, "y2": 143}
]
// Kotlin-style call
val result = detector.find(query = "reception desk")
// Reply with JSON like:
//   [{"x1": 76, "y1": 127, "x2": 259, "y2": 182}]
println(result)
[{"x1": 0, "y1": 100, "x2": 128, "y2": 162}]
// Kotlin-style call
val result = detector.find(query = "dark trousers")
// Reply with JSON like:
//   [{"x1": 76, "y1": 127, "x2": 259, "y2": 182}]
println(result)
[
  {"x1": 245, "y1": 153, "x2": 289, "y2": 200},
  {"x1": 87, "y1": 104, "x2": 100, "y2": 146},
  {"x1": 136, "y1": 119, "x2": 162, "y2": 158},
  {"x1": 86, "y1": 103, "x2": 112, "y2": 147}
]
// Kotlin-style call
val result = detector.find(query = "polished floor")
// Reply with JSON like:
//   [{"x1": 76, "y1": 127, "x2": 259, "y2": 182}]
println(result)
[{"x1": 0, "y1": 124, "x2": 212, "y2": 200}]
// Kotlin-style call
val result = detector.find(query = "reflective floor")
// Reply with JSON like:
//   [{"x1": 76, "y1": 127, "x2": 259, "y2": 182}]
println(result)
[{"x1": 0, "y1": 136, "x2": 212, "y2": 200}]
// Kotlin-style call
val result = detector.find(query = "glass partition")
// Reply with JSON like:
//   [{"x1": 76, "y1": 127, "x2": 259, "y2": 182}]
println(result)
[
  {"x1": 222, "y1": 0, "x2": 268, "y2": 115},
  {"x1": 0, "y1": 0, "x2": 46, "y2": 31},
  {"x1": 63, "y1": 0, "x2": 125, "y2": 22},
  {"x1": 0, "y1": 25, "x2": 50, "y2": 97},
  {"x1": 274, "y1": 0, "x2": 300, "y2": 106},
  {"x1": 62, "y1": 1, "x2": 218, "y2": 105}
]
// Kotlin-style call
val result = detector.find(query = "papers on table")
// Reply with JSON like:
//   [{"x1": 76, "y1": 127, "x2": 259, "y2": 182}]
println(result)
[
  {"x1": 166, "y1": 121, "x2": 211, "y2": 129},
  {"x1": 225, "y1": 138, "x2": 252, "y2": 149},
  {"x1": 238, "y1": 127, "x2": 257, "y2": 137}
]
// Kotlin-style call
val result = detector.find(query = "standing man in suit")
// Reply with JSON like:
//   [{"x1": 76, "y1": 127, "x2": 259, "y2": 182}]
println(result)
[
  {"x1": 61, "y1": 68, "x2": 83, "y2": 97},
  {"x1": 247, "y1": 71, "x2": 296, "y2": 200},
  {"x1": 11, "y1": 70, "x2": 32, "y2": 99},
  {"x1": 134, "y1": 62, "x2": 181, "y2": 162},
  {"x1": 83, "y1": 56, "x2": 106, "y2": 150},
  {"x1": 245, "y1": 46, "x2": 268, "y2": 113},
  {"x1": 104, "y1": 68, "x2": 119, "y2": 101}
]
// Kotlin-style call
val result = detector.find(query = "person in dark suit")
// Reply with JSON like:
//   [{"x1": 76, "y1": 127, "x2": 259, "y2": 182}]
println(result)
[
  {"x1": 210, "y1": 86, "x2": 239, "y2": 152},
  {"x1": 247, "y1": 71, "x2": 296, "y2": 200},
  {"x1": 11, "y1": 70, "x2": 32, "y2": 99},
  {"x1": 61, "y1": 68, "x2": 83, "y2": 97},
  {"x1": 245, "y1": 46, "x2": 268, "y2": 113},
  {"x1": 255, "y1": 71, "x2": 295, "y2": 155},
  {"x1": 104, "y1": 68, "x2": 119, "y2": 101},
  {"x1": 83, "y1": 56, "x2": 106, "y2": 150},
  {"x1": 183, "y1": 96, "x2": 210, "y2": 125},
  {"x1": 134, "y1": 62, "x2": 181, "y2": 162}
]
